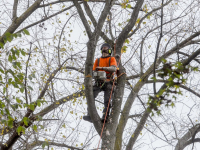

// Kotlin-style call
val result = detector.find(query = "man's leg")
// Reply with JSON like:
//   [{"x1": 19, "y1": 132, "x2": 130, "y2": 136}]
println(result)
[
  {"x1": 83, "y1": 84, "x2": 101, "y2": 123},
  {"x1": 102, "y1": 82, "x2": 113, "y2": 122}
]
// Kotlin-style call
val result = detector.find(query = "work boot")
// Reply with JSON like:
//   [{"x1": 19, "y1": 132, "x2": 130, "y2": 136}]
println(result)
[
  {"x1": 83, "y1": 115, "x2": 92, "y2": 123},
  {"x1": 101, "y1": 114, "x2": 109, "y2": 123}
]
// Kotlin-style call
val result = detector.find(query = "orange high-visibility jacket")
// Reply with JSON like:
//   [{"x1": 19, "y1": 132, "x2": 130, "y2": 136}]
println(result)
[{"x1": 93, "y1": 56, "x2": 117, "y2": 78}]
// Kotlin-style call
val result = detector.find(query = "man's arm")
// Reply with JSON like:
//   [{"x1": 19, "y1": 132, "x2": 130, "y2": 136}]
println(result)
[{"x1": 96, "y1": 66, "x2": 117, "y2": 72}]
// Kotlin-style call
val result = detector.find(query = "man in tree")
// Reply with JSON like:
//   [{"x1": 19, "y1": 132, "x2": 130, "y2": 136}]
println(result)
[{"x1": 83, "y1": 43, "x2": 117, "y2": 123}]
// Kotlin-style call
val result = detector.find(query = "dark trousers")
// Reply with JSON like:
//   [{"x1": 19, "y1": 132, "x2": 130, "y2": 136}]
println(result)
[{"x1": 92, "y1": 81, "x2": 114, "y2": 116}]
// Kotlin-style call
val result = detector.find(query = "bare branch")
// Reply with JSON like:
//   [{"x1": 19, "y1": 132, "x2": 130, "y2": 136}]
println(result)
[
  {"x1": 0, "y1": 0, "x2": 44, "y2": 45},
  {"x1": 16, "y1": 4, "x2": 77, "y2": 33},
  {"x1": 12, "y1": 0, "x2": 19, "y2": 20},
  {"x1": 153, "y1": 0, "x2": 164, "y2": 94},
  {"x1": 73, "y1": 0, "x2": 92, "y2": 38},
  {"x1": 125, "y1": 84, "x2": 167, "y2": 150},
  {"x1": 27, "y1": 140, "x2": 83, "y2": 150},
  {"x1": 128, "y1": 0, "x2": 173, "y2": 38},
  {"x1": 83, "y1": 1, "x2": 113, "y2": 45}
]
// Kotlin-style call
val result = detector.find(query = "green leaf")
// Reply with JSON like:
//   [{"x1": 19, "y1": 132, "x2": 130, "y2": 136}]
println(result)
[
  {"x1": 82, "y1": 84, "x2": 85, "y2": 90},
  {"x1": 37, "y1": 101, "x2": 41, "y2": 107},
  {"x1": 20, "y1": 49, "x2": 26, "y2": 56},
  {"x1": 22, "y1": 127, "x2": 25, "y2": 134},
  {"x1": 16, "y1": 97, "x2": 21, "y2": 103},
  {"x1": 156, "y1": 110, "x2": 161, "y2": 116},
  {"x1": 127, "y1": 4, "x2": 131, "y2": 8},
  {"x1": 172, "y1": 95, "x2": 177, "y2": 100},
  {"x1": 0, "y1": 42, "x2": 4, "y2": 48},
  {"x1": 42, "y1": 142, "x2": 46, "y2": 149},
  {"x1": 4, "y1": 32, "x2": 12, "y2": 42},
  {"x1": 42, "y1": 141, "x2": 49, "y2": 149},
  {"x1": 16, "y1": 62, "x2": 22, "y2": 69},
  {"x1": 5, "y1": 108, "x2": 10, "y2": 115},
  {"x1": 12, "y1": 54, "x2": 17, "y2": 60},
  {"x1": 12, "y1": 104, "x2": 18, "y2": 110},
  {"x1": 12, "y1": 62, "x2": 17, "y2": 68},
  {"x1": 13, "y1": 33, "x2": 18, "y2": 38},
  {"x1": 121, "y1": 46, "x2": 127, "y2": 53},
  {"x1": 32, "y1": 73, "x2": 36, "y2": 78},
  {"x1": 125, "y1": 39, "x2": 130, "y2": 44},
  {"x1": 23, "y1": 103, "x2": 28, "y2": 108},
  {"x1": 192, "y1": 67, "x2": 198, "y2": 71},
  {"x1": 8, "y1": 55, "x2": 12, "y2": 62},
  {"x1": 7, "y1": 69, "x2": 14, "y2": 75},
  {"x1": 1, "y1": 110, "x2": 4, "y2": 115},
  {"x1": 3, "y1": 87, "x2": 6, "y2": 94},
  {"x1": 28, "y1": 86, "x2": 33, "y2": 90},
  {"x1": 17, "y1": 126, "x2": 23, "y2": 135},
  {"x1": 0, "y1": 67, "x2": 4, "y2": 73},
  {"x1": 23, "y1": 117, "x2": 29, "y2": 126},
  {"x1": 15, "y1": 49, "x2": 20, "y2": 57},
  {"x1": 23, "y1": 29, "x2": 30, "y2": 35},
  {"x1": 28, "y1": 75, "x2": 32, "y2": 80},
  {"x1": 20, "y1": 87, "x2": 24, "y2": 93},
  {"x1": 8, "y1": 119, "x2": 13, "y2": 128},
  {"x1": 8, "y1": 78, "x2": 12, "y2": 84},
  {"x1": 147, "y1": 107, "x2": 152, "y2": 113},
  {"x1": 33, "y1": 125, "x2": 37, "y2": 132},
  {"x1": 171, "y1": 102, "x2": 175, "y2": 108},
  {"x1": 30, "y1": 104, "x2": 35, "y2": 111},
  {"x1": 161, "y1": 58, "x2": 167, "y2": 63}
]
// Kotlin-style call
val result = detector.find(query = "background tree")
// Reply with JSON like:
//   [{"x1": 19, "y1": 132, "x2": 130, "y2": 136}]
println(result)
[{"x1": 0, "y1": 0, "x2": 200, "y2": 150}]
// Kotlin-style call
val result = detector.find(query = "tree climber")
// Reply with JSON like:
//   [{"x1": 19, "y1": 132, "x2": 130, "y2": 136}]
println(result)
[{"x1": 83, "y1": 43, "x2": 117, "y2": 123}]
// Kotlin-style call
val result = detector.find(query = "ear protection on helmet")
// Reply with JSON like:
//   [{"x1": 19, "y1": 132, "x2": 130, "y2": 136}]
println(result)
[
  {"x1": 101, "y1": 43, "x2": 112, "y2": 55},
  {"x1": 101, "y1": 49, "x2": 112, "y2": 54}
]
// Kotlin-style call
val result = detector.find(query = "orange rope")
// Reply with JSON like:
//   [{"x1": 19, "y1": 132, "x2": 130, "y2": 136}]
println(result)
[{"x1": 96, "y1": 42, "x2": 124, "y2": 150}]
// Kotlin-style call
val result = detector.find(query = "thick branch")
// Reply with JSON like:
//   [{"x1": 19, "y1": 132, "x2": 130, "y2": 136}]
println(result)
[
  {"x1": 175, "y1": 124, "x2": 200, "y2": 150},
  {"x1": 34, "y1": 90, "x2": 84, "y2": 118},
  {"x1": 181, "y1": 138, "x2": 200, "y2": 150}
]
